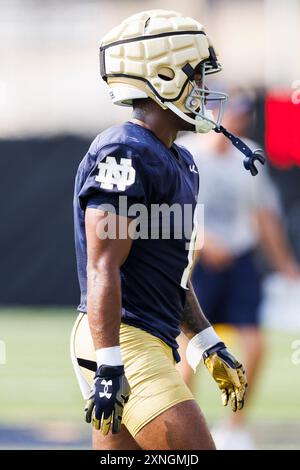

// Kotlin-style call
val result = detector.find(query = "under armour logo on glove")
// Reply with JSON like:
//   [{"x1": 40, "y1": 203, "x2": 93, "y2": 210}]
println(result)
[
  {"x1": 85, "y1": 365, "x2": 130, "y2": 435},
  {"x1": 95, "y1": 156, "x2": 136, "y2": 191},
  {"x1": 99, "y1": 379, "x2": 112, "y2": 399}
]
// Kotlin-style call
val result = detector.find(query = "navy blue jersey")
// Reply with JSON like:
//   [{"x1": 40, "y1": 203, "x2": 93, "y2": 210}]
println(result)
[{"x1": 74, "y1": 121, "x2": 199, "y2": 361}]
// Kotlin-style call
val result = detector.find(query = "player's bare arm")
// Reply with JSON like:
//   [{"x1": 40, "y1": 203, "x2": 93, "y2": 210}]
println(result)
[
  {"x1": 180, "y1": 281, "x2": 210, "y2": 338},
  {"x1": 85, "y1": 208, "x2": 132, "y2": 349},
  {"x1": 180, "y1": 281, "x2": 248, "y2": 412},
  {"x1": 84, "y1": 208, "x2": 132, "y2": 435}
]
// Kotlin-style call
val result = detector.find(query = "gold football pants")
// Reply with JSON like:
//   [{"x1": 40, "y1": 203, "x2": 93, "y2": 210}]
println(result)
[{"x1": 70, "y1": 313, "x2": 193, "y2": 437}]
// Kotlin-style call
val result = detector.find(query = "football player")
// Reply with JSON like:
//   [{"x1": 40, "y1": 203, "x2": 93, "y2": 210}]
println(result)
[{"x1": 70, "y1": 10, "x2": 254, "y2": 450}]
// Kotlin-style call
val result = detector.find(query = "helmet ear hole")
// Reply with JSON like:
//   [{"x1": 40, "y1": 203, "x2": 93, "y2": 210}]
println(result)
[{"x1": 157, "y1": 67, "x2": 175, "y2": 81}]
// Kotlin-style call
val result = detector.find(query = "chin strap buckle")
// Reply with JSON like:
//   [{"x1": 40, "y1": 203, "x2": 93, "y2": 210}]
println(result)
[{"x1": 214, "y1": 125, "x2": 265, "y2": 176}]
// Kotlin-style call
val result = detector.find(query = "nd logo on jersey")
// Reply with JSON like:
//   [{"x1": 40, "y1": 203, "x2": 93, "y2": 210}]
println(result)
[{"x1": 96, "y1": 156, "x2": 136, "y2": 191}]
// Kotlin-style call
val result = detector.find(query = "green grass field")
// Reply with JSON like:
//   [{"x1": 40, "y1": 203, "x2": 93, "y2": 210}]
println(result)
[{"x1": 1, "y1": 308, "x2": 300, "y2": 448}]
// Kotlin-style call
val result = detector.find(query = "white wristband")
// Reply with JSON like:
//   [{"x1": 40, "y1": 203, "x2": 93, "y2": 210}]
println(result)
[
  {"x1": 186, "y1": 327, "x2": 221, "y2": 372},
  {"x1": 95, "y1": 346, "x2": 123, "y2": 368}
]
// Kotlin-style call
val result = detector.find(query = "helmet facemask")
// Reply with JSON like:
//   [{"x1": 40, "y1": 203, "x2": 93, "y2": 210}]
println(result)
[{"x1": 166, "y1": 63, "x2": 228, "y2": 133}]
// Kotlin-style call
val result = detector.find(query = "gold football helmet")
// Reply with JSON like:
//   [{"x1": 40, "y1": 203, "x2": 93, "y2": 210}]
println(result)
[{"x1": 100, "y1": 10, "x2": 228, "y2": 133}]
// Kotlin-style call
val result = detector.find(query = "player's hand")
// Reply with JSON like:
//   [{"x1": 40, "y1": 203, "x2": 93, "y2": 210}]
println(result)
[
  {"x1": 203, "y1": 342, "x2": 247, "y2": 412},
  {"x1": 85, "y1": 365, "x2": 130, "y2": 434}
]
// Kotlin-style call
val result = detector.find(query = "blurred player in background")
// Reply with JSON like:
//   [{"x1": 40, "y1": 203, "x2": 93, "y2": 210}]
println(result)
[{"x1": 177, "y1": 90, "x2": 300, "y2": 449}]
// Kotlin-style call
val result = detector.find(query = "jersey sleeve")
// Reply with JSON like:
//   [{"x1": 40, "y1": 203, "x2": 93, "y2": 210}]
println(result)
[{"x1": 78, "y1": 143, "x2": 150, "y2": 217}]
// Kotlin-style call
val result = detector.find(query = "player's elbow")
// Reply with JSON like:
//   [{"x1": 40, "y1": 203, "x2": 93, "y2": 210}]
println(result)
[{"x1": 87, "y1": 257, "x2": 119, "y2": 281}]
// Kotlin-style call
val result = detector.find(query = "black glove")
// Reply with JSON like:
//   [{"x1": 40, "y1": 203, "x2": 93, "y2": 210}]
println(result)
[{"x1": 85, "y1": 364, "x2": 130, "y2": 435}]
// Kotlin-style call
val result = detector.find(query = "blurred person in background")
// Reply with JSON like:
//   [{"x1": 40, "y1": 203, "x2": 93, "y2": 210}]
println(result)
[{"x1": 176, "y1": 90, "x2": 300, "y2": 450}]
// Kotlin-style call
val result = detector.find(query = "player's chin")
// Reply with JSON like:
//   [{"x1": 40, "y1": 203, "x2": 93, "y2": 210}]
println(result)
[{"x1": 179, "y1": 113, "x2": 196, "y2": 132}]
